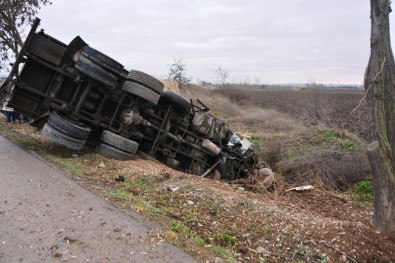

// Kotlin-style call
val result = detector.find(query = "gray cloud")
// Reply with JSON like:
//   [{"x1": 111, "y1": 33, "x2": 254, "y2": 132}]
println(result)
[{"x1": 36, "y1": 0, "x2": 393, "y2": 84}]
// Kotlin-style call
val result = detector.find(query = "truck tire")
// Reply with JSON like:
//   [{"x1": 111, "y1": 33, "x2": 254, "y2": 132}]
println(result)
[
  {"x1": 81, "y1": 46, "x2": 124, "y2": 73},
  {"x1": 122, "y1": 81, "x2": 160, "y2": 105},
  {"x1": 160, "y1": 90, "x2": 191, "y2": 113},
  {"x1": 48, "y1": 112, "x2": 91, "y2": 139},
  {"x1": 76, "y1": 57, "x2": 118, "y2": 88},
  {"x1": 100, "y1": 130, "x2": 139, "y2": 154},
  {"x1": 96, "y1": 143, "x2": 133, "y2": 160},
  {"x1": 42, "y1": 123, "x2": 86, "y2": 150},
  {"x1": 127, "y1": 70, "x2": 164, "y2": 94}
]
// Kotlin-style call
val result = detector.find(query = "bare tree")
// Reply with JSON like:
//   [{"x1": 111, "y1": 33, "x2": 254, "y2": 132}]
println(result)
[
  {"x1": 254, "y1": 77, "x2": 260, "y2": 87},
  {"x1": 0, "y1": 0, "x2": 51, "y2": 70},
  {"x1": 365, "y1": 0, "x2": 395, "y2": 232},
  {"x1": 167, "y1": 58, "x2": 191, "y2": 91},
  {"x1": 214, "y1": 65, "x2": 230, "y2": 87}
]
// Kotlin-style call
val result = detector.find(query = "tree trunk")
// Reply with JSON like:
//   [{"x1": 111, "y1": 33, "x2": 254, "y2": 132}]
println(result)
[{"x1": 365, "y1": 0, "x2": 395, "y2": 232}]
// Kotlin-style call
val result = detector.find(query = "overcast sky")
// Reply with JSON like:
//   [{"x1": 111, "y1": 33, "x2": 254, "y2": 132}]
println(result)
[{"x1": 35, "y1": 1, "x2": 394, "y2": 84}]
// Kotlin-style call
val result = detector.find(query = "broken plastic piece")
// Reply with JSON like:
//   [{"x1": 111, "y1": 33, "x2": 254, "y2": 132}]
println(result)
[{"x1": 285, "y1": 185, "x2": 314, "y2": 192}]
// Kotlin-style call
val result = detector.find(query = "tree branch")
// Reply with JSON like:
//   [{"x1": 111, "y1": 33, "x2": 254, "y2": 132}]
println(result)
[
  {"x1": 351, "y1": 57, "x2": 386, "y2": 115},
  {"x1": 0, "y1": 0, "x2": 51, "y2": 69}
]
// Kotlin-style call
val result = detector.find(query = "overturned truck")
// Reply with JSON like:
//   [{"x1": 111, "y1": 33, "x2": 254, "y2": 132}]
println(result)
[{"x1": 0, "y1": 18, "x2": 264, "y2": 183}]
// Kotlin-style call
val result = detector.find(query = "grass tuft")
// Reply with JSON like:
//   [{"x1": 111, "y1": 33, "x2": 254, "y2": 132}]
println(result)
[{"x1": 353, "y1": 180, "x2": 373, "y2": 201}]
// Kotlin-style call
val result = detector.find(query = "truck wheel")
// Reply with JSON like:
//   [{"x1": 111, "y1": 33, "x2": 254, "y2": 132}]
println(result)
[
  {"x1": 160, "y1": 90, "x2": 191, "y2": 113},
  {"x1": 76, "y1": 57, "x2": 118, "y2": 88},
  {"x1": 81, "y1": 46, "x2": 124, "y2": 73},
  {"x1": 48, "y1": 112, "x2": 91, "y2": 139},
  {"x1": 100, "y1": 130, "x2": 139, "y2": 154},
  {"x1": 126, "y1": 70, "x2": 164, "y2": 94},
  {"x1": 122, "y1": 81, "x2": 160, "y2": 105},
  {"x1": 42, "y1": 123, "x2": 86, "y2": 150},
  {"x1": 96, "y1": 143, "x2": 133, "y2": 160}
]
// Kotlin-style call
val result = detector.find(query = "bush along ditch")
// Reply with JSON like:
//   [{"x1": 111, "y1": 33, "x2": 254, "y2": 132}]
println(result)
[{"x1": 274, "y1": 128, "x2": 371, "y2": 191}]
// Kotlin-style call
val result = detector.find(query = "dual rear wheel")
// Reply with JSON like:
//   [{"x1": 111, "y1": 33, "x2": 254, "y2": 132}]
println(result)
[
  {"x1": 42, "y1": 112, "x2": 91, "y2": 150},
  {"x1": 42, "y1": 112, "x2": 139, "y2": 161}
]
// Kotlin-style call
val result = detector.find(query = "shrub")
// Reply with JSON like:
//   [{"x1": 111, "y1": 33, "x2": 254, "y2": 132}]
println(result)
[
  {"x1": 353, "y1": 180, "x2": 373, "y2": 201},
  {"x1": 215, "y1": 232, "x2": 237, "y2": 247},
  {"x1": 277, "y1": 129, "x2": 371, "y2": 191},
  {"x1": 339, "y1": 139, "x2": 357, "y2": 151}
]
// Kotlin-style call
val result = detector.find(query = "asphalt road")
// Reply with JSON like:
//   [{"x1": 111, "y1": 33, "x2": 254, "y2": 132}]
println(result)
[{"x1": 0, "y1": 135, "x2": 198, "y2": 262}]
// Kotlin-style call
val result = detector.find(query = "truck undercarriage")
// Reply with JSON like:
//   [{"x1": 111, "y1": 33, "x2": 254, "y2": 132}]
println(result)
[{"x1": 0, "y1": 18, "x2": 267, "y2": 184}]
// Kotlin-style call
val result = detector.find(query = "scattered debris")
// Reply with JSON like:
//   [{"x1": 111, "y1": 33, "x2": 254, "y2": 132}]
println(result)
[
  {"x1": 230, "y1": 167, "x2": 275, "y2": 193},
  {"x1": 98, "y1": 162, "x2": 106, "y2": 168},
  {"x1": 159, "y1": 172, "x2": 171, "y2": 181},
  {"x1": 64, "y1": 236, "x2": 77, "y2": 244},
  {"x1": 53, "y1": 253, "x2": 62, "y2": 258},
  {"x1": 249, "y1": 246, "x2": 271, "y2": 256},
  {"x1": 134, "y1": 205, "x2": 145, "y2": 213},
  {"x1": 285, "y1": 185, "x2": 314, "y2": 192},
  {"x1": 55, "y1": 240, "x2": 63, "y2": 248},
  {"x1": 314, "y1": 255, "x2": 329, "y2": 262},
  {"x1": 256, "y1": 168, "x2": 275, "y2": 188},
  {"x1": 114, "y1": 176, "x2": 125, "y2": 182},
  {"x1": 201, "y1": 160, "x2": 221, "y2": 178},
  {"x1": 167, "y1": 186, "x2": 180, "y2": 192}
]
